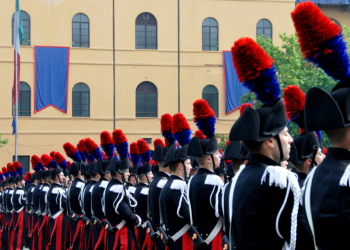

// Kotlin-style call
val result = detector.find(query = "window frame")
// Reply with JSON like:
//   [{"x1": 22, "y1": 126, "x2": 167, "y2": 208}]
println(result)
[
  {"x1": 256, "y1": 19, "x2": 272, "y2": 41},
  {"x1": 12, "y1": 11, "x2": 30, "y2": 46},
  {"x1": 72, "y1": 13, "x2": 90, "y2": 48},
  {"x1": 202, "y1": 85, "x2": 219, "y2": 118},
  {"x1": 135, "y1": 12, "x2": 158, "y2": 50},
  {"x1": 12, "y1": 155, "x2": 30, "y2": 174},
  {"x1": 72, "y1": 83, "x2": 90, "y2": 117},
  {"x1": 135, "y1": 81, "x2": 158, "y2": 117},
  {"x1": 202, "y1": 17, "x2": 219, "y2": 51},
  {"x1": 12, "y1": 82, "x2": 31, "y2": 117}
]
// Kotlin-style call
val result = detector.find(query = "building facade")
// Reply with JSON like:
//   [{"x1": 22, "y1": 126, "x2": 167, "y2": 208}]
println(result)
[{"x1": 0, "y1": 0, "x2": 349, "y2": 172}]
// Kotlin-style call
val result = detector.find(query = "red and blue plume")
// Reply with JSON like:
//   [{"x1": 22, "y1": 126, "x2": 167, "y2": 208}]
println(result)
[
  {"x1": 113, "y1": 129, "x2": 129, "y2": 160},
  {"x1": 153, "y1": 139, "x2": 165, "y2": 149},
  {"x1": 130, "y1": 142, "x2": 140, "y2": 166},
  {"x1": 78, "y1": 140, "x2": 88, "y2": 163},
  {"x1": 31, "y1": 155, "x2": 44, "y2": 171},
  {"x1": 67, "y1": 161, "x2": 71, "y2": 170},
  {"x1": 0, "y1": 171, "x2": 4, "y2": 182},
  {"x1": 291, "y1": 2, "x2": 349, "y2": 81},
  {"x1": 240, "y1": 103, "x2": 253, "y2": 116},
  {"x1": 2, "y1": 167, "x2": 9, "y2": 178},
  {"x1": 231, "y1": 37, "x2": 280, "y2": 105},
  {"x1": 54, "y1": 152, "x2": 68, "y2": 170},
  {"x1": 193, "y1": 99, "x2": 216, "y2": 138},
  {"x1": 161, "y1": 114, "x2": 176, "y2": 145},
  {"x1": 50, "y1": 151, "x2": 56, "y2": 159},
  {"x1": 63, "y1": 143, "x2": 81, "y2": 162},
  {"x1": 316, "y1": 130, "x2": 322, "y2": 143},
  {"x1": 283, "y1": 85, "x2": 305, "y2": 121},
  {"x1": 194, "y1": 130, "x2": 206, "y2": 140},
  {"x1": 172, "y1": 113, "x2": 192, "y2": 146},
  {"x1": 102, "y1": 151, "x2": 108, "y2": 160},
  {"x1": 8, "y1": 163, "x2": 17, "y2": 177},
  {"x1": 100, "y1": 131, "x2": 115, "y2": 159},
  {"x1": 14, "y1": 161, "x2": 23, "y2": 176},
  {"x1": 41, "y1": 154, "x2": 57, "y2": 169},
  {"x1": 137, "y1": 139, "x2": 151, "y2": 163},
  {"x1": 84, "y1": 138, "x2": 102, "y2": 161}
]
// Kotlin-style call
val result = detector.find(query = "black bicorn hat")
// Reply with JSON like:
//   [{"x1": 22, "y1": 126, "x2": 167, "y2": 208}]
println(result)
[
  {"x1": 229, "y1": 98, "x2": 288, "y2": 142},
  {"x1": 96, "y1": 159, "x2": 110, "y2": 175},
  {"x1": 164, "y1": 144, "x2": 191, "y2": 167},
  {"x1": 50, "y1": 166, "x2": 62, "y2": 180},
  {"x1": 187, "y1": 136, "x2": 219, "y2": 157},
  {"x1": 106, "y1": 157, "x2": 129, "y2": 174},
  {"x1": 87, "y1": 161, "x2": 98, "y2": 175},
  {"x1": 190, "y1": 157, "x2": 199, "y2": 170},
  {"x1": 224, "y1": 141, "x2": 249, "y2": 160},
  {"x1": 41, "y1": 169, "x2": 51, "y2": 179},
  {"x1": 289, "y1": 132, "x2": 320, "y2": 165},
  {"x1": 68, "y1": 161, "x2": 84, "y2": 175},
  {"x1": 129, "y1": 165, "x2": 138, "y2": 176},
  {"x1": 137, "y1": 162, "x2": 151, "y2": 176},
  {"x1": 152, "y1": 144, "x2": 171, "y2": 163},
  {"x1": 81, "y1": 162, "x2": 90, "y2": 177}
]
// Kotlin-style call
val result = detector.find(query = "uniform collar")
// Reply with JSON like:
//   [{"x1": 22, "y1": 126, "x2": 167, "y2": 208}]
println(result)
[
  {"x1": 170, "y1": 175, "x2": 185, "y2": 181},
  {"x1": 157, "y1": 171, "x2": 170, "y2": 178},
  {"x1": 138, "y1": 182, "x2": 149, "y2": 187},
  {"x1": 326, "y1": 147, "x2": 350, "y2": 161},
  {"x1": 248, "y1": 154, "x2": 280, "y2": 166},
  {"x1": 198, "y1": 168, "x2": 215, "y2": 174},
  {"x1": 73, "y1": 178, "x2": 85, "y2": 183},
  {"x1": 111, "y1": 178, "x2": 123, "y2": 185}
]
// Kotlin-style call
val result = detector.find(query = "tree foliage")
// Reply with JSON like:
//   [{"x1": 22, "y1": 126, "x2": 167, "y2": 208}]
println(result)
[
  {"x1": 0, "y1": 134, "x2": 9, "y2": 148},
  {"x1": 240, "y1": 27, "x2": 350, "y2": 149},
  {"x1": 216, "y1": 133, "x2": 229, "y2": 152}
]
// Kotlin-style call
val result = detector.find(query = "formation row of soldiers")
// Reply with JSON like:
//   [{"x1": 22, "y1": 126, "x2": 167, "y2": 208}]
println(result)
[{"x1": 1, "y1": 2, "x2": 350, "y2": 249}]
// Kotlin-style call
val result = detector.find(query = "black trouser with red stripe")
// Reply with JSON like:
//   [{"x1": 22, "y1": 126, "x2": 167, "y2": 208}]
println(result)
[
  {"x1": 10, "y1": 210, "x2": 27, "y2": 250},
  {"x1": 49, "y1": 213, "x2": 68, "y2": 250},
  {"x1": 106, "y1": 226, "x2": 134, "y2": 250}
]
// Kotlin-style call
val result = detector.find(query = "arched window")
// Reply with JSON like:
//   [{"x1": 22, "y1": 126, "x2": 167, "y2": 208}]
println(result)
[
  {"x1": 331, "y1": 18, "x2": 341, "y2": 28},
  {"x1": 136, "y1": 82, "x2": 157, "y2": 117},
  {"x1": 135, "y1": 12, "x2": 157, "y2": 49},
  {"x1": 202, "y1": 18, "x2": 218, "y2": 51},
  {"x1": 72, "y1": 83, "x2": 90, "y2": 117},
  {"x1": 72, "y1": 13, "x2": 89, "y2": 47},
  {"x1": 12, "y1": 11, "x2": 30, "y2": 46},
  {"x1": 12, "y1": 82, "x2": 31, "y2": 116},
  {"x1": 257, "y1": 19, "x2": 272, "y2": 40},
  {"x1": 202, "y1": 85, "x2": 218, "y2": 117}
]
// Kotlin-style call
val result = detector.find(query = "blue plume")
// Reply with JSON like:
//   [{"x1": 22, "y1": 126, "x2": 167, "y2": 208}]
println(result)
[
  {"x1": 306, "y1": 35, "x2": 350, "y2": 81},
  {"x1": 194, "y1": 116, "x2": 216, "y2": 139},
  {"x1": 80, "y1": 152, "x2": 86, "y2": 163},
  {"x1": 0, "y1": 173, "x2": 4, "y2": 181},
  {"x1": 316, "y1": 130, "x2": 322, "y2": 142},
  {"x1": 140, "y1": 151, "x2": 151, "y2": 163},
  {"x1": 174, "y1": 129, "x2": 192, "y2": 146},
  {"x1": 48, "y1": 159, "x2": 57, "y2": 169},
  {"x1": 36, "y1": 162, "x2": 44, "y2": 171},
  {"x1": 58, "y1": 159, "x2": 68, "y2": 170},
  {"x1": 116, "y1": 142, "x2": 129, "y2": 160},
  {"x1": 101, "y1": 143, "x2": 115, "y2": 159},
  {"x1": 3, "y1": 171, "x2": 10, "y2": 178},
  {"x1": 86, "y1": 153, "x2": 95, "y2": 162},
  {"x1": 243, "y1": 67, "x2": 280, "y2": 105},
  {"x1": 130, "y1": 153, "x2": 140, "y2": 166},
  {"x1": 16, "y1": 167, "x2": 23, "y2": 176},
  {"x1": 162, "y1": 130, "x2": 175, "y2": 144},
  {"x1": 91, "y1": 147, "x2": 103, "y2": 161},
  {"x1": 70, "y1": 150, "x2": 81, "y2": 162}
]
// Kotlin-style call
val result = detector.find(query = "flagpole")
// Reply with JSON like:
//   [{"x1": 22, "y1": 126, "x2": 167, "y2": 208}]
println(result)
[{"x1": 15, "y1": 33, "x2": 18, "y2": 162}]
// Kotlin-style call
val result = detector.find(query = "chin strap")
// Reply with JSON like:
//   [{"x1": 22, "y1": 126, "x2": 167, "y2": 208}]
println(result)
[
  {"x1": 183, "y1": 161, "x2": 188, "y2": 183},
  {"x1": 211, "y1": 155, "x2": 215, "y2": 171},
  {"x1": 274, "y1": 134, "x2": 284, "y2": 163}
]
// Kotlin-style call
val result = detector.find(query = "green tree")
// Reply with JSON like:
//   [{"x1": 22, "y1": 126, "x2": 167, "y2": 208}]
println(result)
[
  {"x1": 216, "y1": 133, "x2": 229, "y2": 152},
  {"x1": 240, "y1": 28, "x2": 350, "y2": 149},
  {"x1": 0, "y1": 134, "x2": 9, "y2": 148}
]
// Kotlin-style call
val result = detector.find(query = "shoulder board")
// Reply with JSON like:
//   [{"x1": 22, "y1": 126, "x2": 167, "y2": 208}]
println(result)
[
  {"x1": 204, "y1": 174, "x2": 224, "y2": 188},
  {"x1": 76, "y1": 181, "x2": 85, "y2": 189},
  {"x1": 39, "y1": 186, "x2": 43, "y2": 190},
  {"x1": 340, "y1": 164, "x2": 350, "y2": 187},
  {"x1": 128, "y1": 186, "x2": 136, "y2": 194},
  {"x1": 9, "y1": 190, "x2": 14, "y2": 194},
  {"x1": 170, "y1": 179, "x2": 186, "y2": 191},
  {"x1": 16, "y1": 189, "x2": 24, "y2": 195},
  {"x1": 42, "y1": 186, "x2": 50, "y2": 192},
  {"x1": 100, "y1": 180, "x2": 109, "y2": 188},
  {"x1": 157, "y1": 179, "x2": 167, "y2": 189},
  {"x1": 89, "y1": 185, "x2": 95, "y2": 193},
  {"x1": 110, "y1": 185, "x2": 124, "y2": 194},
  {"x1": 140, "y1": 187, "x2": 149, "y2": 195},
  {"x1": 261, "y1": 166, "x2": 298, "y2": 189},
  {"x1": 52, "y1": 187, "x2": 64, "y2": 195}
]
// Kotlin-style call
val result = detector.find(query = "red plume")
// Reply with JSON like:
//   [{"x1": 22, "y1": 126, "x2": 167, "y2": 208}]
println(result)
[
  {"x1": 100, "y1": 131, "x2": 113, "y2": 145},
  {"x1": 299, "y1": 128, "x2": 305, "y2": 134},
  {"x1": 41, "y1": 154, "x2": 53, "y2": 167},
  {"x1": 137, "y1": 139, "x2": 150, "y2": 154},
  {"x1": 291, "y1": 1, "x2": 341, "y2": 59},
  {"x1": 63, "y1": 143, "x2": 77, "y2": 157},
  {"x1": 231, "y1": 37, "x2": 274, "y2": 82},
  {"x1": 193, "y1": 99, "x2": 215, "y2": 121},
  {"x1": 283, "y1": 85, "x2": 305, "y2": 120},
  {"x1": 130, "y1": 142, "x2": 139, "y2": 155},
  {"x1": 102, "y1": 151, "x2": 108, "y2": 160},
  {"x1": 54, "y1": 152, "x2": 65, "y2": 164},
  {"x1": 78, "y1": 140, "x2": 86, "y2": 153},
  {"x1": 153, "y1": 139, "x2": 165, "y2": 149},
  {"x1": 172, "y1": 113, "x2": 191, "y2": 133},
  {"x1": 2, "y1": 167, "x2": 7, "y2": 174},
  {"x1": 240, "y1": 103, "x2": 253, "y2": 116},
  {"x1": 67, "y1": 161, "x2": 71, "y2": 169},
  {"x1": 323, "y1": 146, "x2": 327, "y2": 154},
  {"x1": 13, "y1": 161, "x2": 22, "y2": 170},
  {"x1": 24, "y1": 176, "x2": 28, "y2": 182},
  {"x1": 84, "y1": 138, "x2": 98, "y2": 154},
  {"x1": 31, "y1": 155, "x2": 42, "y2": 169},
  {"x1": 161, "y1": 114, "x2": 173, "y2": 133},
  {"x1": 226, "y1": 140, "x2": 231, "y2": 146},
  {"x1": 8, "y1": 163, "x2": 15, "y2": 173},
  {"x1": 26, "y1": 172, "x2": 32, "y2": 179},
  {"x1": 112, "y1": 129, "x2": 128, "y2": 145},
  {"x1": 194, "y1": 130, "x2": 206, "y2": 140},
  {"x1": 50, "y1": 151, "x2": 56, "y2": 159}
]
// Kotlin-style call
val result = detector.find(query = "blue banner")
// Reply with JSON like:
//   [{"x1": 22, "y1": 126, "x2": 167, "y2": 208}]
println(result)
[
  {"x1": 34, "y1": 46, "x2": 69, "y2": 113},
  {"x1": 223, "y1": 51, "x2": 251, "y2": 114}
]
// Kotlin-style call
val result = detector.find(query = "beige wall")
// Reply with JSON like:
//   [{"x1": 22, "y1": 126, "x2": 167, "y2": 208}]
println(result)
[{"x1": 0, "y1": 0, "x2": 326, "y2": 165}]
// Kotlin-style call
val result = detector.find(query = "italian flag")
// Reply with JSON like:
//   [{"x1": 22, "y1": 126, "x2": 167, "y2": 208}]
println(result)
[{"x1": 13, "y1": 0, "x2": 23, "y2": 105}]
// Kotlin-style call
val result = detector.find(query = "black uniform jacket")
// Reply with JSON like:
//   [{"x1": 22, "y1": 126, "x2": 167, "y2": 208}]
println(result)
[
  {"x1": 39, "y1": 183, "x2": 50, "y2": 214},
  {"x1": 47, "y1": 183, "x2": 67, "y2": 217},
  {"x1": 83, "y1": 180, "x2": 96, "y2": 219},
  {"x1": 32, "y1": 184, "x2": 43, "y2": 214},
  {"x1": 126, "y1": 182, "x2": 136, "y2": 197},
  {"x1": 134, "y1": 183, "x2": 149, "y2": 223},
  {"x1": 26, "y1": 184, "x2": 35, "y2": 213},
  {"x1": 104, "y1": 179, "x2": 139, "y2": 227},
  {"x1": 187, "y1": 168, "x2": 223, "y2": 237},
  {"x1": 149, "y1": 171, "x2": 169, "y2": 229},
  {"x1": 296, "y1": 172, "x2": 307, "y2": 188},
  {"x1": 68, "y1": 178, "x2": 84, "y2": 214},
  {"x1": 160, "y1": 175, "x2": 191, "y2": 235},
  {"x1": 306, "y1": 147, "x2": 350, "y2": 250},
  {"x1": 6, "y1": 188, "x2": 15, "y2": 212},
  {"x1": 91, "y1": 178, "x2": 109, "y2": 220},
  {"x1": 12, "y1": 187, "x2": 26, "y2": 212}
]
